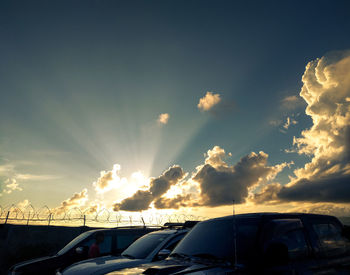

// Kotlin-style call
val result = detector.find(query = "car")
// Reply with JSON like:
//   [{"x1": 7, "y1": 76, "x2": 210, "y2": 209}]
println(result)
[
  {"x1": 8, "y1": 226, "x2": 161, "y2": 275},
  {"x1": 106, "y1": 213, "x2": 350, "y2": 275},
  {"x1": 59, "y1": 221, "x2": 198, "y2": 275}
]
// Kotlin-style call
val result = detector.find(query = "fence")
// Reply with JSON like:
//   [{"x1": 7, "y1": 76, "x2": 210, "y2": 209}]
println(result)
[{"x1": 0, "y1": 204, "x2": 207, "y2": 227}]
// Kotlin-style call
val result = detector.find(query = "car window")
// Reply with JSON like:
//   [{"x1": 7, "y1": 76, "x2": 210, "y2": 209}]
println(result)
[
  {"x1": 80, "y1": 238, "x2": 95, "y2": 248},
  {"x1": 279, "y1": 229, "x2": 309, "y2": 260},
  {"x1": 312, "y1": 222, "x2": 348, "y2": 257},
  {"x1": 57, "y1": 231, "x2": 92, "y2": 255},
  {"x1": 122, "y1": 233, "x2": 169, "y2": 259},
  {"x1": 79, "y1": 232, "x2": 113, "y2": 255},
  {"x1": 164, "y1": 233, "x2": 185, "y2": 251},
  {"x1": 99, "y1": 235, "x2": 113, "y2": 254},
  {"x1": 116, "y1": 233, "x2": 141, "y2": 252},
  {"x1": 172, "y1": 218, "x2": 259, "y2": 265},
  {"x1": 236, "y1": 223, "x2": 259, "y2": 264}
]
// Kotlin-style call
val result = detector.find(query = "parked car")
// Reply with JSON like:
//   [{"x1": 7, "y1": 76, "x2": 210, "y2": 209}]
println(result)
[
  {"x1": 8, "y1": 226, "x2": 161, "y2": 275},
  {"x1": 106, "y1": 213, "x2": 350, "y2": 274},
  {"x1": 59, "y1": 221, "x2": 198, "y2": 275}
]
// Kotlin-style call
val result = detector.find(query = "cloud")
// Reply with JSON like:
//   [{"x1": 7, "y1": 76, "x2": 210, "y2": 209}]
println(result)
[
  {"x1": 271, "y1": 114, "x2": 299, "y2": 133},
  {"x1": 204, "y1": 145, "x2": 230, "y2": 168},
  {"x1": 113, "y1": 146, "x2": 288, "y2": 211},
  {"x1": 256, "y1": 50, "x2": 350, "y2": 204},
  {"x1": 16, "y1": 174, "x2": 59, "y2": 181},
  {"x1": 251, "y1": 183, "x2": 282, "y2": 204},
  {"x1": 287, "y1": 202, "x2": 350, "y2": 217},
  {"x1": 0, "y1": 164, "x2": 14, "y2": 173},
  {"x1": 154, "y1": 194, "x2": 194, "y2": 209},
  {"x1": 152, "y1": 178, "x2": 201, "y2": 210},
  {"x1": 283, "y1": 117, "x2": 298, "y2": 130},
  {"x1": 114, "y1": 190, "x2": 153, "y2": 212},
  {"x1": 84, "y1": 203, "x2": 99, "y2": 215},
  {"x1": 149, "y1": 166, "x2": 185, "y2": 197},
  {"x1": 157, "y1": 113, "x2": 170, "y2": 125},
  {"x1": 198, "y1": 92, "x2": 221, "y2": 111},
  {"x1": 269, "y1": 119, "x2": 283, "y2": 127},
  {"x1": 114, "y1": 166, "x2": 186, "y2": 211},
  {"x1": 198, "y1": 92, "x2": 235, "y2": 116},
  {"x1": 2, "y1": 178, "x2": 22, "y2": 194},
  {"x1": 279, "y1": 174, "x2": 350, "y2": 203},
  {"x1": 193, "y1": 149, "x2": 287, "y2": 206},
  {"x1": 17, "y1": 199, "x2": 30, "y2": 209},
  {"x1": 292, "y1": 50, "x2": 350, "y2": 180},
  {"x1": 93, "y1": 164, "x2": 126, "y2": 194},
  {"x1": 55, "y1": 188, "x2": 88, "y2": 214},
  {"x1": 0, "y1": 161, "x2": 58, "y2": 196},
  {"x1": 281, "y1": 95, "x2": 305, "y2": 110}
]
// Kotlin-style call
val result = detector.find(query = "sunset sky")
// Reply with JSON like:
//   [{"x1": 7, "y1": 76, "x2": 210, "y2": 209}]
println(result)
[{"x1": 1, "y1": 0, "x2": 350, "y2": 220}]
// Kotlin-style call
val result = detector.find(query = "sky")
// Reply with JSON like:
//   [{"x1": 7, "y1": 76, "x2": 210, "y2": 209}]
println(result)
[{"x1": 1, "y1": 0, "x2": 350, "y2": 220}]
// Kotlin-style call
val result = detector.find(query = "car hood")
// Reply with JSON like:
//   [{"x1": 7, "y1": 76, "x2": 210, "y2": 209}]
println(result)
[
  {"x1": 10, "y1": 255, "x2": 57, "y2": 271},
  {"x1": 62, "y1": 255, "x2": 147, "y2": 275},
  {"x1": 107, "y1": 259, "x2": 234, "y2": 275}
]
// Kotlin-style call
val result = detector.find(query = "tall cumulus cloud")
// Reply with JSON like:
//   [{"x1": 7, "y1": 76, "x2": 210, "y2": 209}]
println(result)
[{"x1": 255, "y1": 50, "x2": 350, "y2": 204}]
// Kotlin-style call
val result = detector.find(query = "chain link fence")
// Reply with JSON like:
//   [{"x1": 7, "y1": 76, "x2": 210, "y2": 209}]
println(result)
[{"x1": 0, "y1": 204, "x2": 207, "y2": 227}]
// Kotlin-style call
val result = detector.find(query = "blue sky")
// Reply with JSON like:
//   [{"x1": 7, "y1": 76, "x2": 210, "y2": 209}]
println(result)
[{"x1": 1, "y1": 0, "x2": 350, "y2": 218}]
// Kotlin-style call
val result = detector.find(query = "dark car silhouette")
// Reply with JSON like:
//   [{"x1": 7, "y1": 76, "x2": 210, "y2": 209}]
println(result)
[
  {"x1": 106, "y1": 213, "x2": 350, "y2": 275},
  {"x1": 59, "y1": 221, "x2": 198, "y2": 275},
  {"x1": 8, "y1": 226, "x2": 160, "y2": 275}
]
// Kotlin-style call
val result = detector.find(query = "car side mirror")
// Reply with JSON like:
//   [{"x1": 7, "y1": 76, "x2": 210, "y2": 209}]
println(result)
[
  {"x1": 157, "y1": 249, "x2": 171, "y2": 260},
  {"x1": 75, "y1": 247, "x2": 84, "y2": 254},
  {"x1": 264, "y1": 242, "x2": 289, "y2": 266}
]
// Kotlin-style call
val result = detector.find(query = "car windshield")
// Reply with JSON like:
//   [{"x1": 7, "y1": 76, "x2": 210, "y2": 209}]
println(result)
[
  {"x1": 171, "y1": 218, "x2": 259, "y2": 265},
  {"x1": 57, "y1": 231, "x2": 92, "y2": 256},
  {"x1": 121, "y1": 233, "x2": 169, "y2": 259}
]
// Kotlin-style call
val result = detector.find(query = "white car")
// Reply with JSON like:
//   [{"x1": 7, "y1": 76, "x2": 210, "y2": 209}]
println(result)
[{"x1": 59, "y1": 226, "x2": 192, "y2": 275}]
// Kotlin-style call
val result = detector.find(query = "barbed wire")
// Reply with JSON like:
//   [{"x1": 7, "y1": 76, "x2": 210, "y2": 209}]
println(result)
[{"x1": 0, "y1": 204, "x2": 208, "y2": 227}]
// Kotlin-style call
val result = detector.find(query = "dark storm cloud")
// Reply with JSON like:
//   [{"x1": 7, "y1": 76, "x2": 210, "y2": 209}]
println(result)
[
  {"x1": 149, "y1": 166, "x2": 185, "y2": 198},
  {"x1": 252, "y1": 183, "x2": 282, "y2": 204},
  {"x1": 345, "y1": 126, "x2": 350, "y2": 163},
  {"x1": 114, "y1": 190, "x2": 153, "y2": 212},
  {"x1": 114, "y1": 166, "x2": 185, "y2": 211},
  {"x1": 278, "y1": 174, "x2": 350, "y2": 203},
  {"x1": 194, "y1": 151, "x2": 281, "y2": 206},
  {"x1": 154, "y1": 194, "x2": 195, "y2": 209}
]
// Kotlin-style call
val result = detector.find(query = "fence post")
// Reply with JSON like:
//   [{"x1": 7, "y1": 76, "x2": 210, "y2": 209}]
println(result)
[
  {"x1": 26, "y1": 215, "x2": 30, "y2": 226},
  {"x1": 48, "y1": 213, "x2": 52, "y2": 226},
  {"x1": 5, "y1": 211, "x2": 10, "y2": 224},
  {"x1": 83, "y1": 215, "x2": 86, "y2": 227}
]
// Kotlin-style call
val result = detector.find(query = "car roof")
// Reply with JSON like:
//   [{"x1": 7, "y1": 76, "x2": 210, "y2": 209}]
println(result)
[
  {"x1": 82, "y1": 226, "x2": 161, "y2": 234},
  {"x1": 82, "y1": 221, "x2": 198, "y2": 235},
  {"x1": 81, "y1": 226, "x2": 190, "y2": 237},
  {"x1": 146, "y1": 228, "x2": 189, "y2": 235},
  {"x1": 203, "y1": 212, "x2": 339, "y2": 223}
]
